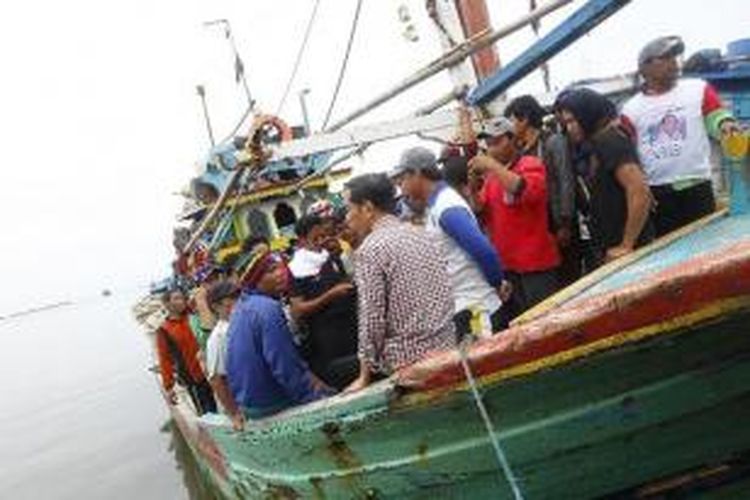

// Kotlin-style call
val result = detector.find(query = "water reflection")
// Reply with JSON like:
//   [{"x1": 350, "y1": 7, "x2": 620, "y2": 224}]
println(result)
[{"x1": 162, "y1": 419, "x2": 225, "y2": 500}]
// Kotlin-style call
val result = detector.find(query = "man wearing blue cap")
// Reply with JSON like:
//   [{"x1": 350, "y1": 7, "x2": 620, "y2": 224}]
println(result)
[{"x1": 622, "y1": 36, "x2": 739, "y2": 236}]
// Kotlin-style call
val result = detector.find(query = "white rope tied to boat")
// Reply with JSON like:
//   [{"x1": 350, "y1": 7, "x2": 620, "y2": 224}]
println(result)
[{"x1": 456, "y1": 334, "x2": 525, "y2": 500}]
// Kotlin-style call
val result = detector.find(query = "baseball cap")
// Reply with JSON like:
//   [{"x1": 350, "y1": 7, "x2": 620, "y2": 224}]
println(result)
[
  {"x1": 638, "y1": 36, "x2": 685, "y2": 68},
  {"x1": 389, "y1": 146, "x2": 437, "y2": 179},
  {"x1": 477, "y1": 116, "x2": 514, "y2": 140}
]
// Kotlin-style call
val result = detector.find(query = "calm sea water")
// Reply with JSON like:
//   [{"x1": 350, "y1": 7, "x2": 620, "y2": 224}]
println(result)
[{"x1": 0, "y1": 291, "x2": 218, "y2": 499}]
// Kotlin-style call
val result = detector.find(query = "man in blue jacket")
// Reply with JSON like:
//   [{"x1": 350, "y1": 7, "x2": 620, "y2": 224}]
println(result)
[{"x1": 226, "y1": 250, "x2": 332, "y2": 418}]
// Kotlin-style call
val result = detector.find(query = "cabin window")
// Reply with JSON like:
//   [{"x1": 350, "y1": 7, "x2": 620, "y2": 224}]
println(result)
[
  {"x1": 273, "y1": 202, "x2": 297, "y2": 235},
  {"x1": 246, "y1": 209, "x2": 272, "y2": 241},
  {"x1": 191, "y1": 179, "x2": 219, "y2": 205}
]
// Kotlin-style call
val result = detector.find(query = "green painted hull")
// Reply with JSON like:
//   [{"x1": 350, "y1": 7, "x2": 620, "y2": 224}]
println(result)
[
  {"x1": 164, "y1": 214, "x2": 750, "y2": 498},
  {"x1": 192, "y1": 311, "x2": 749, "y2": 499}
]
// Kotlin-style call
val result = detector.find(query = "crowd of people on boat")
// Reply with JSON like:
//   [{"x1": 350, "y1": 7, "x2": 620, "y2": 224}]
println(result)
[{"x1": 156, "y1": 36, "x2": 741, "y2": 429}]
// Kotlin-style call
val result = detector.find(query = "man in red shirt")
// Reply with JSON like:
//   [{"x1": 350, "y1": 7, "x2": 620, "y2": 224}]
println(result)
[
  {"x1": 157, "y1": 288, "x2": 217, "y2": 415},
  {"x1": 469, "y1": 116, "x2": 561, "y2": 319}
]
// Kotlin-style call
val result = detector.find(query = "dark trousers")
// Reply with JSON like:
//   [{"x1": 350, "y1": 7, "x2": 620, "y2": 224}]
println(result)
[
  {"x1": 651, "y1": 180, "x2": 716, "y2": 237},
  {"x1": 453, "y1": 308, "x2": 507, "y2": 341},
  {"x1": 501, "y1": 269, "x2": 561, "y2": 323},
  {"x1": 186, "y1": 379, "x2": 217, "y2": 415},
  {"x1": 556, "y1": 222, "x2": 584, "y2": 287},
  {"x1": 557, "y1": 242, "x2": 582, "y2": 288},
  {"x1": 312, "y1": 356, "x2": 360, "y2": 391}
]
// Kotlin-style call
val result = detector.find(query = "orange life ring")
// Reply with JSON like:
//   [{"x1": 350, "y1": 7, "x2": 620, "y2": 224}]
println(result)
[{"x1": 246, "y1": 114, "x2": 293, "y2": 148}]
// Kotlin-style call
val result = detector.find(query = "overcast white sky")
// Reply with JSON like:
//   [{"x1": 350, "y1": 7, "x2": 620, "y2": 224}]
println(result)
[{"x1": 0, "y1": 0, "x2": 747, "y2": 314}]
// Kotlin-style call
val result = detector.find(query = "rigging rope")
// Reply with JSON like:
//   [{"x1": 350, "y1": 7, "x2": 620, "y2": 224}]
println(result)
[
  {"x1": 218, "y1": 104, "x2": 253, "y2": 146},
  {"x1": 275, "y1": 0, "x2": 323, "y2": 116},
  {"x1": 291, "y1": 143, "x2": 369, "y2": 193},
  {"x1": 321, "y1": 0, "x2": 364, "y2": 130},
  {"x1": 457, "y1": 342, "x2": 525, "y2": 500},
  {"x1": 529, "y1": 0, "x2": 551, "y2": 92}
]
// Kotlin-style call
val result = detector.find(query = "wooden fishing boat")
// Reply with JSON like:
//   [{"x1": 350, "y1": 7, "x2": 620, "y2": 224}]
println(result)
[
  {"x1": 160, "y1": 80, "x2": 750, "y2": 500},
  {"x1": 139, "y1": 1, "x2": 750, "y2": 497}
]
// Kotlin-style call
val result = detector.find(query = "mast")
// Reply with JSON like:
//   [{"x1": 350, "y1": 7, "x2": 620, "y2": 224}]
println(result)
[
  {"x1": 426, "y1": 0, "x2": 479, "y2": 90},
  {"x1": 453, "y1": 0, "x2": 501, "y2": 81}
]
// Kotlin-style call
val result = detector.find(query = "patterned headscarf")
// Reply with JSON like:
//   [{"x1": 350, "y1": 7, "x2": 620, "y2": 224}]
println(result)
[{"x1": 240, "y1": 250, "x2": 281, "y2": 289}]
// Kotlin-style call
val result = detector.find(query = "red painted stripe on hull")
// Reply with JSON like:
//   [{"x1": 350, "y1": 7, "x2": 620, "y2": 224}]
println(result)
[{"x1": 398, "y1": 241, "x2": 750, "y2": 392}]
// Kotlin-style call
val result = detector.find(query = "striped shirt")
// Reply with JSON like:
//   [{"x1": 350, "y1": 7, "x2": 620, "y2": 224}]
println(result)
[{"x1": 354, "y1": 215, "x2": 455, "y2": 373}]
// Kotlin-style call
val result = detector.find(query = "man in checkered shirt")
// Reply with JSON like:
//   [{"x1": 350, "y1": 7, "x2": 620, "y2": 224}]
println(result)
[{"x1": 343, "y1": 173, "x2": 456, "y2": 392}]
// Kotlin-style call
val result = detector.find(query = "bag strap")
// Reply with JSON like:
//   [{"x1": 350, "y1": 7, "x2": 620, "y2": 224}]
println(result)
[{"x1": 158, "y1": 327, "x2": 195, "y2": 386}]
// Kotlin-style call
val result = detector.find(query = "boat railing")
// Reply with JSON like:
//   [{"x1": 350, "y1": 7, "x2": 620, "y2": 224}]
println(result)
[{"x1": 512, "y1": 209, "x2": 729, "y2": 326}]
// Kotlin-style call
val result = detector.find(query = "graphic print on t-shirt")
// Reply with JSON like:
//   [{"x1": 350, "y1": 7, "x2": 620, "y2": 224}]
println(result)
[{"x1": 641, "y1": 106, "x2": 689, "y2": 164}]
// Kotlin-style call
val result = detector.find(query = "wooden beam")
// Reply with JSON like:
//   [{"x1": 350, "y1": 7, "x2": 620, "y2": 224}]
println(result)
[{"x1": 236, "y1": 108, "x2": 470, "y2": 164}]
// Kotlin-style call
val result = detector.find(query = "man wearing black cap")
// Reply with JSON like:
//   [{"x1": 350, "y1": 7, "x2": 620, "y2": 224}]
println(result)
[{"x1": 622, "y1": 35, "x2": 739, "y2": 236}]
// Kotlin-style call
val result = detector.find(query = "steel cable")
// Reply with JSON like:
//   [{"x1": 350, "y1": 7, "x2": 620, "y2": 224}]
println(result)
[
  {"x1": 275, "y1": 0, "x2": 323, "y2": 116},
  {"x1": 321, "y1": 0, "x2": 364, "y2": 130}
]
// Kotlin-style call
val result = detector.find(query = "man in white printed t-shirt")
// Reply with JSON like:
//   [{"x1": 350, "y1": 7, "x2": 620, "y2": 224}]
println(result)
[
  {"x1": 205, "y1": 281, "x2": 244, "y2": 430},
  {"x1": 621, "y1": 35, "x2": 739, "y2": 236},
  {"x1": 391, "y1": 146, "x2": 510, "y2": 338}
]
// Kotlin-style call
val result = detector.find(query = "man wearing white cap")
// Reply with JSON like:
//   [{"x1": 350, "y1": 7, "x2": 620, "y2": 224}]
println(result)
[{"x1": 622, "y1": 36, "x2": 739, "y2": 236}]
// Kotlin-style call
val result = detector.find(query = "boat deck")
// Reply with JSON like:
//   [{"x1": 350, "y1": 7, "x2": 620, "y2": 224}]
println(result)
[{"x1": 575, "y1": 212, "x2": 750, "y2": 303}]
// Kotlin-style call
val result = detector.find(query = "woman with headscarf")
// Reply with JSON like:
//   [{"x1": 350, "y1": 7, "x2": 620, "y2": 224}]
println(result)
[{"x1": 556, "y1": 88, "x2": 654, "y2": 266}]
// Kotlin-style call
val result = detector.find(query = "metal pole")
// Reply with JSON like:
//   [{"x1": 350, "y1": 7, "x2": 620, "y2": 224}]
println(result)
[
  {"x1": 196, "y1": 85, "x2": 216, "y2": 148},
  {"x1": 298, "y1": 89, "x2": 312, "y2": 136},
  {"x1": 324, "y1": 0, "x2": 574, "y2": 131},
  {"x1": 204, "y1": 19, "x2": 256, "y2": 112},
  {"x1": 414, "y1": 85, "x2": 469, "y2": 116},
  {"x1": 225, "y1": 25, "x2": 255, "y2": 110}
]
